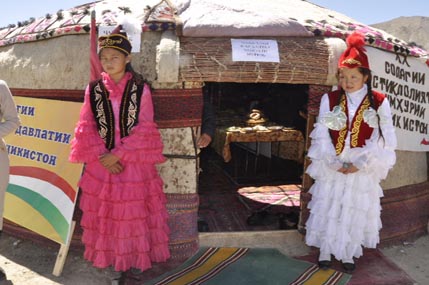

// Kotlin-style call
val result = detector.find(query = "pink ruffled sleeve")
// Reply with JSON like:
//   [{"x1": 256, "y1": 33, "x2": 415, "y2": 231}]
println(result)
[
  {"x1": 69, "y1": 85, "x2": 108, "y2": 163},
  {"x1": 111, "y1": 84, "x2": 165, "y2": 164}
]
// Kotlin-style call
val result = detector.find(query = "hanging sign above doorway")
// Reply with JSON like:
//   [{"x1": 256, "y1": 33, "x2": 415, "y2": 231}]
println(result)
[{"x1": 231, "y1": 39, "x2": 280, "y2": 63}]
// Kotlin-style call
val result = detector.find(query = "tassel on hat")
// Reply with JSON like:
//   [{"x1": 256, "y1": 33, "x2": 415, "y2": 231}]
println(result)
[
  {"x1": 338, "y1": 31, "x2": 369, "y2": 69},
  {"x1": 117, "y1": 14, "x2": 142, "y2": 36}
]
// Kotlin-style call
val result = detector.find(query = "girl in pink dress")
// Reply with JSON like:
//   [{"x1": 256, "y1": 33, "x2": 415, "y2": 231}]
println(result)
[{"x1": 69, "y1": 27, "x2": 170, "y2": 281}]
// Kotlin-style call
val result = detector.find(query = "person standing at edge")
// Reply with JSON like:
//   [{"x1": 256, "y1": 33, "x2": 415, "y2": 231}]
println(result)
[
  {"x1": 304, "y1": 32, "x2": 397, "y2": 274},
  {"x1": 0, "y1": 80, "x2": 21, "y2": 281},
  {"x1": 69, "y1": 26, "x2": 170, "y2": 283},
  {"x1": 196, "y1": 88, "x2": 216, "y2": 232},
  {"x1": 196, "y1": 88, "x2": 216, "y2": 149}
]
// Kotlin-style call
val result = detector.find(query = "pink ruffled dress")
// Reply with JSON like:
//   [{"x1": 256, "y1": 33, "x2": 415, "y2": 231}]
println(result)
[{"x1": 69, "y1": 72, "x2": 170, "y2": 272}]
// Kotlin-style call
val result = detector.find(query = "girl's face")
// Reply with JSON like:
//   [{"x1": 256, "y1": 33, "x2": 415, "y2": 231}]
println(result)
[
  {"x1": 99, "y1": 48, "x2": 130, "y2": 78},
  {"x1": 338, "y1": 67, "x2": 368, "y2": 93}
]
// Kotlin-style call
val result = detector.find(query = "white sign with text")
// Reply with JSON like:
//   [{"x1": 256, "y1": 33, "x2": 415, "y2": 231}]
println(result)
[{"x1": 231, "y1": 39, "x2": 280, "y2": 63}]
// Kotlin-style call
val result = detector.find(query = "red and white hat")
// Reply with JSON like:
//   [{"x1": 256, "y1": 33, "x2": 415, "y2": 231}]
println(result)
[{"x1": 338, "y1": 32, "x2": 369, "y2": 69}]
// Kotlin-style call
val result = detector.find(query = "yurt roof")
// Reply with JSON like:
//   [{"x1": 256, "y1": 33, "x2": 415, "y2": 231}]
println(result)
[{"x1": 0, "y1": 0, "x2": 427, "y2": 57}]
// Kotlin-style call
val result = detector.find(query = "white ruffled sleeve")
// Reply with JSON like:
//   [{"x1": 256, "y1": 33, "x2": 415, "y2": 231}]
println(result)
[
  {"x1": 306, "y1": 94, "x2": 343, "y2": 180},
  {"x1": 349, "y1": 98, "x2": 397, "y2": 181}
]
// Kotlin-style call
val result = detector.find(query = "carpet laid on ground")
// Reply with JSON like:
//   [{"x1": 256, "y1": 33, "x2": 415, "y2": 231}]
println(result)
[
  {"x1": 237, "y1": 184, "x2": 301, "y2": 211},
  {"x1": 145, "y1": 247, "x2": 351, "y2": 285},
  {"x1": 297, "y1": 248, "x2": 415, "y2": 285}
]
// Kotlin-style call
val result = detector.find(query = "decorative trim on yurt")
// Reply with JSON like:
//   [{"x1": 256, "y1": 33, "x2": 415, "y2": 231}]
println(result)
[
  {"x1": 307, "y1": 84, "x2": 332, "y2": 116},
  {"x1": 166, "y1": 193, "x2": 199, "y2": 260},
  {"x1": 380, "y1": 181, "x2": 429, "y2": 246},
  {"x1": 0, "y1": 4, "x2": 93, "y2": 47},
  {"x1": 153, "y1": 88, "x2": 202, "y2": 128},
  {"x1": 10, "y1": 88, "x2": 83, "y2": 102},
  {"x1": 10, "y1": 88, "x2": 203, "y2": 129}
]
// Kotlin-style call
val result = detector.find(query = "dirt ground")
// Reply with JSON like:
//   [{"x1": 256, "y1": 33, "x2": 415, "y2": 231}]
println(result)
[
  {"x1": 0, "y1": 231, "x2": 428, "y2": 285},
  {"x1": 0, "y1": 232, "x2": 108, "y2": 285},
  {"x1": 381, "y1": 234, "x2": 429, "y2": 284}
]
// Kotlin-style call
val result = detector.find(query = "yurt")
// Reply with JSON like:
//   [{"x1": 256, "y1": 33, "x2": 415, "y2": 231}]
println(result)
[{"x1": 1, "y1": 0, "x2": 428, "y2": 261}]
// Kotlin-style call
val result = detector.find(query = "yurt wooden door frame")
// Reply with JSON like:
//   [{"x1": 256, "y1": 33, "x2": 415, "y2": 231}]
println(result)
[
  {"x1": 198, "y1": 81, "x2": 309, "y2": 232},
  {"x1": 178, "y1": 35, "x2": 334, "y2": 233}
]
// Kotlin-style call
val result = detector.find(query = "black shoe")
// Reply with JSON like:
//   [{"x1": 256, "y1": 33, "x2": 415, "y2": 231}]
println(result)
[
  {"x1": 111, "y1": 271, "x2": 126, "y2": 285},
  {"x1": 342, "y1": 262, "x2": 355, "y2": 274},
  {"x1": 127, "y1": 269, "x2": 143, "y2": 282},
  {"x1": 318, "y1": 260, "x2": 332, "y2": 270}
]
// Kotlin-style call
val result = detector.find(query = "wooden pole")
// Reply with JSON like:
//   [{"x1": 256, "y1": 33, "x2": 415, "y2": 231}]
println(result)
[{"x1": 52, "y1": 221, "x2": 76, "y2": 276}]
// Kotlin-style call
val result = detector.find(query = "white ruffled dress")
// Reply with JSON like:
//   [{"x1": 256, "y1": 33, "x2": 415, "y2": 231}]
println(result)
[{"x1": 305, "y1": 85, "x2": 397, "y2": 261}]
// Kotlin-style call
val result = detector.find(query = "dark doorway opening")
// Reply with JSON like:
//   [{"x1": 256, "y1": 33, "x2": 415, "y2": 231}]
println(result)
[{"x1": 198, "y1": 82, "x2": 309, "y2": 232}]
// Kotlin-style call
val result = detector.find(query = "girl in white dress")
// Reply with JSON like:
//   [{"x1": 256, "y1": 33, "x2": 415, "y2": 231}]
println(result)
[{"x1": 304, "y1": 32, "x2": 397, "y2": 273}]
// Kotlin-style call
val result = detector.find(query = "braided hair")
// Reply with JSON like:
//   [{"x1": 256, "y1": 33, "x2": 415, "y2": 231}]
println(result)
[{"x1": 125, "y1": 62, "x2": 150, "y2": 87}]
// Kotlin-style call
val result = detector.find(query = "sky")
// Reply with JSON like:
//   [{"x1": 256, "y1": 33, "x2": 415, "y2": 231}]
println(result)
[
  {"x1": 310, "y1": 0, "x2": 429, "y2": 24},
  {"x1": 0, "y1": 1, "x2": 92, "y2": 28},
  {"x1": 1, "y1": 0, "x2": 428, "y2": 27}
]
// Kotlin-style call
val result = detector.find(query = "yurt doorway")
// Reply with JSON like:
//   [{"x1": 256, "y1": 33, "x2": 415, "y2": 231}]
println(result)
[{"x1": 197, "y1": 82, "x2": 308, "y2": 232}]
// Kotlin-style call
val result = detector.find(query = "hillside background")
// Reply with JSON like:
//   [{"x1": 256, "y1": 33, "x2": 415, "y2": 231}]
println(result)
[{"x1": 371, "y1": 16, "x2": 429, "y2": 51}]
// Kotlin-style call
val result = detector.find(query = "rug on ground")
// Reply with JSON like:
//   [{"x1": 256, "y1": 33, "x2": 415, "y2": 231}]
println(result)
[
  {"x1": 297, "y1": 248, "x2": 416, "y2": 285},
  {"x1": 237, "y1": 184, "x2": 301, "y2": 212},
  {"x1": 146, "y1": 247, "x2": 351, "y2": 285}
]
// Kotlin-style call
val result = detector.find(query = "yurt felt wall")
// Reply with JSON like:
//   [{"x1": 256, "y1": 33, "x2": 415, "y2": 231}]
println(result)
[{"x1": 0, "y1": 35, "x2": 89, "y2": 90}]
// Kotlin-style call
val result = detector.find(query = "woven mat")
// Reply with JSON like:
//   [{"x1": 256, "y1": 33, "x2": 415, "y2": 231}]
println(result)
[
  {"x1": 146, "y1": 247, "x2": 351, "y2": 285},
  {"x1": 297, "y1": 248, "x2": 415, "y2": 285},
  {"x1": 237, "y1": 184, "x2": 301, "y2": 212}
]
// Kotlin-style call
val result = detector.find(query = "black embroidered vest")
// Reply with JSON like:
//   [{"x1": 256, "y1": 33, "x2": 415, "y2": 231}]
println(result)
[{"x1": 89, "y1": 78, "x2": 144, "y2": 150}]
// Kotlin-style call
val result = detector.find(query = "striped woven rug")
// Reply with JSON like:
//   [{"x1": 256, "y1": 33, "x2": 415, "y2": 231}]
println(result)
[{"x1": 146, "y1": 247, "x2": 351, "y2": 285}]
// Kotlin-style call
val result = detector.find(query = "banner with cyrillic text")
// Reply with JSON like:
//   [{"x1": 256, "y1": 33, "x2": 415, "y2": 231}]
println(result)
[
  {"x1": 4, "y1": 97, "x2": 83, "y2": 245},
  {"x1": 367, "y1": 47, "x2": 429, "y2": 151}
]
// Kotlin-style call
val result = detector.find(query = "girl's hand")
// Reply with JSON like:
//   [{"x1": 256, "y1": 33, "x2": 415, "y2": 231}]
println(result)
[
  {"x1": 99, "y1": 153, "x2": 120, "y2": 168},
  {"x1": 344, "y1": 164, "x2": 359, "y2": 174},
  {"x1": 338, "y1": 166, "x2": 348, "y2": 174},
  {"x1": 337, "y1": 163, "x2": 359, "y2": 174},
  {"x1": 107, "y1": 162, "x2": 124, "y2": 174}
]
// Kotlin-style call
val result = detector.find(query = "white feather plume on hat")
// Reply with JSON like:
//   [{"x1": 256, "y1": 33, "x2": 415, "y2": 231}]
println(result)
[{"x1": 116, "y1": 14, "x2": 142, "y2": 36}]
